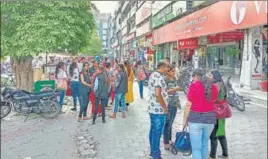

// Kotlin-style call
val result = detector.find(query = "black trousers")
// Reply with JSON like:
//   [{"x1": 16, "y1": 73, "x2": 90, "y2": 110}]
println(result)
[
  {"x1": 209, "y1": 122, "x2": 228, "y2": 158},
  {"x1": 93, "y1": 97, "x2": 107, "y2": 122}
]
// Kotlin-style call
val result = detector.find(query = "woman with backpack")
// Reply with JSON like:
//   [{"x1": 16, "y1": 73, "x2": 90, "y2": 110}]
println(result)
[
  {"x1": 136, "y1": 60, "x2": 146, "y2": 99},
  {"x1": 208, "y1": 69, "x2": 229, "y2": 159}
]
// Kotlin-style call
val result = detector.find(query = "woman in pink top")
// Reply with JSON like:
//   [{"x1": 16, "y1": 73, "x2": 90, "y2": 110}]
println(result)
[{"x1": 183, "y1": 68, "x2": 218, "y2": 159}]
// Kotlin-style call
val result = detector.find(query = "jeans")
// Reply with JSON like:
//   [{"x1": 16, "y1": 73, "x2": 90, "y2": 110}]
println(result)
[
  {"x1": 189, "y1": 122, "x2": 214, "y2": 159},
  {"x1": 70, "y1": 81, "x2": 79, "y2": 106},
  {"x1": 149, "y1": 113, "x2": 166, "y2": 159},
  {"x1": 163, "y1": 106, "x2": 177, "y2": 144},
  {"x1": 78, "y1": 92, "x2": 90, "y2": 117},
  {"x1": 210, "y1": 124, "x2": 228, "y2": 158},
  {"x1": 138, "y1": 81, "x2": 144, "y2": 98},
  {"x1": 114, "y1": 93, "x2": 126, "y2": 113},
  {"x1": 59, "y1": 90, "x2": 66, "y2": 109},
  {"x1": 93, "y1": 97, "x2": 107, "y2": 121}
]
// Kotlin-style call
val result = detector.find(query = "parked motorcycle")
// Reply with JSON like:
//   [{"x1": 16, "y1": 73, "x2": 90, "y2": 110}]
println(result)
[
  {"x1": 1, "y1": 87, "x2": 60, "y2": 121},
  {"x1": 1, "y1": 73, "x2": 15, "y2": 87},
  {"x1": 225, "y1": 76, "x2": 246, "y2": 112}
]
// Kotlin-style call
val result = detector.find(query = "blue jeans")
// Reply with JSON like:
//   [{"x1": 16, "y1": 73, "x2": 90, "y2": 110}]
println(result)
[
  {"x1": 188, "y1": 122, "x2": 214, "y2": 159},
  {"x1": 149, "y1": 113, "x2": 166, "y2": 159},
  {"x1": 163, "y1": 106, "x2": 177, "y2": 144},
  {"x1": 70, "y1": 81, "x2": 79, "y2": 106},
  {"x1": 59, "y1": 90, "x2": 66, "y2": 109},
  {"x1": 138, "y1": 81, "x2": 144, "y2": 98},
  {"x1": 114, "y1": 93, "x2": 126, "y2": 113}
]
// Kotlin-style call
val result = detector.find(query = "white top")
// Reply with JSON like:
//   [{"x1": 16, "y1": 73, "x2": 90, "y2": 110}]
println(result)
[
  {"x1": 147, "y1": 71, "x2": 169, "y2": 114},
  {"x1": 32, "y1": 59, "x2": 44, "y2": 69},
  {"x1": 57, "y1": 69, "x2": 67, "y2": 79},
  {"x1": 70, "y1": 68, "x2": 79, "y2": 82}
]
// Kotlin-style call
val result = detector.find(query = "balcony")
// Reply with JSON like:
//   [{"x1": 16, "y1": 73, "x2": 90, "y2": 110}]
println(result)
[{"x1": 121, "y1": 1, "x2": 129, "y2": 14}]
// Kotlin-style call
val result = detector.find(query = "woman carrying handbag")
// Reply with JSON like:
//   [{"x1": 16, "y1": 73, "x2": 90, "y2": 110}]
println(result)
[
  {"x1": 183, "y1": 68, "x2": 218, "y2": 159},
  {"x1": 208, "y1": 69, "x2": 230, "y2": 159},
  {"x1": 55, "y1": 62, "x2": 68, "y2": 114}
]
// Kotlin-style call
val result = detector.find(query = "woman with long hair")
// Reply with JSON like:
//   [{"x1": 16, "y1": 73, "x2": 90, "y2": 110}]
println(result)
[
  {"x1": 109, "y1": 63, "x2": 128, "y2": 119},
  {"x1": 55, "y1": 62, "x2": 68, "y2": 114},
  {"x1": 208, "y1": 69, "x2": 229, "y2": 159},
  {"x1": 78, "y1": 62, "x2": 91, "y2": 121},
  {"x1": 69, "y1": 62, "x2": 80, "y2": 111},
  {"x1": 92, "y1": 66, "x2": 110, "y2": 124},
  {"x1": 124, "y1": 60, "x2": 134, "y2": 110},
  {"x1": 136, "y1": 60, "x2": 146, "y2": 99},
  {"x1": 163, "y1": 65, "x2": 181, "y2": 150},
  {"x1": 183, "y1": 68, "x2": 219, "y2": 159}
]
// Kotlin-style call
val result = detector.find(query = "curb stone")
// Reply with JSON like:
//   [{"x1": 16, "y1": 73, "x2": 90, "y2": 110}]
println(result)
[{"x1": 75, "y1": 123, "x2": 98, "y2": 159}]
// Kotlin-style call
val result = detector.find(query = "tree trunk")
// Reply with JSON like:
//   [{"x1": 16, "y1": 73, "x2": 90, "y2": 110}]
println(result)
[{"x1": 11, "y1": 56, "x2": 34, "y2": 92}]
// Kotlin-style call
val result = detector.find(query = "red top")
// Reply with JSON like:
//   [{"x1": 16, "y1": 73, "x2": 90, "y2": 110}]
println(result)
[{"x1": 187, "y1": 81, "x2": 218, "y2": 112}]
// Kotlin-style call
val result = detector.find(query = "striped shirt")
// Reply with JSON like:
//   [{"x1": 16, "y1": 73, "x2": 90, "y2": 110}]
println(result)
[{"x1": 188, "y1": 111, "x2": 216, "y2": 124}]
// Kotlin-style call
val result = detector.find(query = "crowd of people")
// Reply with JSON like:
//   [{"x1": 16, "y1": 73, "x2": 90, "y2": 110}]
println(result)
[
  {"x1": 54, "y1": 56, "x2": 148, "y2": 124},
  {"x1": 51, "y1": 55, "x2": 228, "y2": 159}
]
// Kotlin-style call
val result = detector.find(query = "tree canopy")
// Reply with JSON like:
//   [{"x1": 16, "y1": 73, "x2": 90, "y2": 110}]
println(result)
[
  {"x1": 1, "y1": 1, "x2": 96, "y2": 57},
  {"x1": 81, "y1": 30, "x2": 102, "y2": 56}
]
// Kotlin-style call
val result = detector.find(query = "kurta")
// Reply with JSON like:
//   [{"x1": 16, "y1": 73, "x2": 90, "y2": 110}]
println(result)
[
  {"x1": 216, "y1": 83, "x2": 226, "y2": 136},
  {"x1": 125, "y1": 67, "x2": 134, "y2": 103}
]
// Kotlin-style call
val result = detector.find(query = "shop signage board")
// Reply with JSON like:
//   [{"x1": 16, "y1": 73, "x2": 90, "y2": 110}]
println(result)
[
  {"x1": 136, "y1": 21, "x2": 150, "y2": 37},
  {"x1": 152, "y1": 1, "x2": 187, "y2": 29},
  {"x1": 127, "y1": 32, "x2": 136, "y2": 42},
  {"x1": 207, "y1": 31, "x2": 245, "y2": 44},
  {"x1": 178, "y1": 38, "x2": 198, "y2": 50},
  {"x1": 152, "y1": 1, "x2": 173, "y2": 15},
  {"x1": 153, "y1": 1, "x2": 267, "y2": 45},
  {"x1": 136, "y1": 1, "x2": 152, "y2": 25}
]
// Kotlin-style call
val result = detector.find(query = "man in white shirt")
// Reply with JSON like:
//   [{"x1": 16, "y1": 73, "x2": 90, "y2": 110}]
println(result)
[
  {"x1": 147, "y1": 60, "x2": 169, "y2": 159},
  {"x1": 32, "y1": 56, "x2": 44, "y2": 82}
]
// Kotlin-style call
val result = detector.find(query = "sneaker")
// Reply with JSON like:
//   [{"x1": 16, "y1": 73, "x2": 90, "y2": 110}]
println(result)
[
  {"x1": 71, "y1": 107, "x2": 77, "y2": 111},
  {"x1": 83, "y1": 117, "x2": 90, "y2": 120},
  {"x1": 102, "y1": 120, "x2": 106, "y2": 123},
  {"x1": 92, "y1": 121, "x2": 96, "y2": 124}
]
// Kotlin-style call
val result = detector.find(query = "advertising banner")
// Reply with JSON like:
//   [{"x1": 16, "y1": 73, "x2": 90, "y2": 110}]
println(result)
[
  {"x1": 251, "y1": 27, "x2": 262, "y2": 79},
  {"x1": 178, "y1": 38, "x2": 198, "y2": 50}
]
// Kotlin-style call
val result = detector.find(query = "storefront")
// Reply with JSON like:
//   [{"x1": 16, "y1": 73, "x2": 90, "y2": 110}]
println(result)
[
  {"x1": 152, "y1": 1, "x2": 267, "y2": 89},
  {"x1": 206, "y1": 30, "x2": 245, "y2": 73},
  {"x1": 177, "y1": 38, "x2": 198, "y2": 67}
]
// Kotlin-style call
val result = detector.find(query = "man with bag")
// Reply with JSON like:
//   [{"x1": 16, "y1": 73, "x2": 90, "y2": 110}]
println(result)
[{"x1": 147, "y1": 60, "x2": 169, "y2": 159}]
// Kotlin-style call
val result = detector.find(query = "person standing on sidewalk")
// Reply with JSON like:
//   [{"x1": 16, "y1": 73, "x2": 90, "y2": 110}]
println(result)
[
  {"x1": 208, "y1": 69, "x2": 229, "y2": 159},
  {"x1": 137, "y1": 60, "x2": 146, "y2": 99},
  {"x1": 183, "y1": 68, "x2": 218, "y2": 159},
  {"x1": 163, "y1": 65, "x2": 181, "y2": 150},
  {"x1": 148, "y1": 60, "x2": 169, "y2": 159},
  {"x1": 92, "y1": 66, "x2": 110, "y2": 124},
  {"x1": 77, "y1": 62, "x2": 91, "y2": 121},
  {"x1": 124, "y1": 60, "x2": 134, "y2": 109},
  {"x1": 105, "y1": 62, "x2": 113, "y2": 110},
  {"x1": 109, "y1": 64, "x2": 128, "y2": 119},
  {"x1": 89, "y1": 60, "x2": 102, "y2": 118},
  {"x1": 55, "y1": 61, "x2": 68, "y2": 114},
  {"x1": 69, "y1": 62, "x2": 80, "y2": 111}
]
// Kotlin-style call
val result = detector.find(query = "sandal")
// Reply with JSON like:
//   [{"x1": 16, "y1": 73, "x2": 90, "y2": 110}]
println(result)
[{"x1": 109, "y1": 114, "x2": 116, "y2": 119}]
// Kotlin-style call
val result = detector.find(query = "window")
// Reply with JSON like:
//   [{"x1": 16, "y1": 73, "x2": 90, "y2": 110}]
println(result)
[
  {"x1": 103, "y1": 23, "x2": 108, "y2": 28},
  {"x1": 103, "y1": 30, "x2": 107, "y2": 34},
  {"x1": 103, "y1": 36, "x2": 107, "y2": 40}
]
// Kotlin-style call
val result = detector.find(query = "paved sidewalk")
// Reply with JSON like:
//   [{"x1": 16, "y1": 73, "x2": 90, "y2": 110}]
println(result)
[
  {"x1": 1, "y1": 113, "x2": 79, "y2": 159},
  {"x1": 81, "y1": 82, "x2": 267, "y2": 159}
]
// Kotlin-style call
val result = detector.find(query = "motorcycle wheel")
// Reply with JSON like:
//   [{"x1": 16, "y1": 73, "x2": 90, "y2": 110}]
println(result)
[
  {"x1": 40, "y1": 100, "x2": 60, "y2": 118},
  {"x1": 233, "y1": 93, "x2": 246, "y2": 112},
  {"x1": 1, "y1": 101, "x2": 12, "y2": 119}
]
